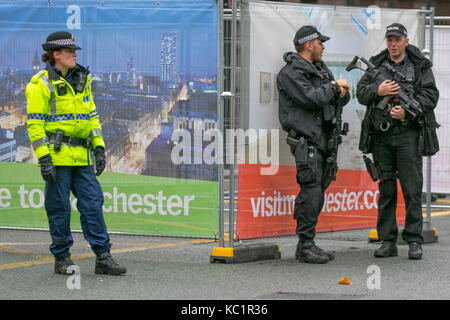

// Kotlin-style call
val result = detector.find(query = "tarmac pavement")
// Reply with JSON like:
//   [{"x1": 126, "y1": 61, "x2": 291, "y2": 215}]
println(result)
[{"x1": 0, "y1": 210, "x2": 449, "y2": 301}]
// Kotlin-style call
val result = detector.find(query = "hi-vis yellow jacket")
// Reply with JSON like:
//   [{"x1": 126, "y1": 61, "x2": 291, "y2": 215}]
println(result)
[{"x1": 26, "y1": 64, "x2": 105, "y2": 166}]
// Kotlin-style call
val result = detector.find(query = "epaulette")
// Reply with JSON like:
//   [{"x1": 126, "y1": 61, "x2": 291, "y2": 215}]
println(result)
[{"x1": 31, "y1": 71, "x2": 46, "y2": 84}]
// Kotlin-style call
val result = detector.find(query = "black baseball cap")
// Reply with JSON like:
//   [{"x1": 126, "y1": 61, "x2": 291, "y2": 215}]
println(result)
[
  {"x1": 42, "y1": 31, "x2": 82, "y2": 51},
  {"x1": 385, "y1": 23, "x2": 408, "y2": 38},
  {"x1": 294, "y1": 25, "x2": 330, "y2": 45}
]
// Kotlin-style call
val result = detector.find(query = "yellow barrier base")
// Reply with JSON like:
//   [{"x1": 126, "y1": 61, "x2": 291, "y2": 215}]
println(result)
[
  {"x1": 210, "y1": 243, "x2": 281, "y2": 264},
  {"x1": 368, "y1": 229, "x2": 380, "y2": 242},
  {"x1": 368, "y1": 228, "x2": 438, "y2": 244}
]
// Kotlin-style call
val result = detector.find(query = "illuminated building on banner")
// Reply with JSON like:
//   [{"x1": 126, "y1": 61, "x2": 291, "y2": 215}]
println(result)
[{"x1": 161, "y1": 32, "x2": 177, "y2": 84}]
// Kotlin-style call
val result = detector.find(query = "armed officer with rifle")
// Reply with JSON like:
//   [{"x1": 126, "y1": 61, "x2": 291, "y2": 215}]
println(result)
[
  {"x1": 355, "y1": 23, "x2": 439, "y2": 260},
  {"x1": 277, "y1": 25, "x2": 351, "y2": 264}
]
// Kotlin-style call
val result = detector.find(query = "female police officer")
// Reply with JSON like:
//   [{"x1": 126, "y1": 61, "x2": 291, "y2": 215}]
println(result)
[{"x1": 26, "y1": 31, "x2": 126, "y2": 275}]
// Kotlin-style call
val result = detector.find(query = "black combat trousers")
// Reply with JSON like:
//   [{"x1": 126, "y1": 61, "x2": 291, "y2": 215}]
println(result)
[
  {"x1": 291, "y1": 143, "x2": 327, "y2": 243},
  {"x1": 372, "y1": 126, "x2": 424, "y2": 244}
]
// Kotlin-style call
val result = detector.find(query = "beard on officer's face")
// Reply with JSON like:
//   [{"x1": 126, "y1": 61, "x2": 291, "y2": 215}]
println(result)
[
  {"x1": 312, "y1": 47, "x2": 323, "y2": 62},
  {"x1": 310, "y1": 40, "x2": 324, "y2": 63}
]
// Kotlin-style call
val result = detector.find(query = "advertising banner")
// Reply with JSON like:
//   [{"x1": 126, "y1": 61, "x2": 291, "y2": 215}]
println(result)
[
  {"x1": 0, "y1": 1, "x2": 219, "y2": 237},
  {"x1": 236, "y1": 164, "x2": 405, "y2": 239},
  {"x1": 237, "y1": 1, "x2": 421, "y2": 238},
  {"x1": 0, "y1": 162, "x2": 218, "y2": 237}
]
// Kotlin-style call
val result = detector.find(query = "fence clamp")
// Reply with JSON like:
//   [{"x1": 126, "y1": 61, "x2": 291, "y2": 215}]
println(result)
[{"x1": 220, "y1": 91, "x2": 235, "y2": 97}]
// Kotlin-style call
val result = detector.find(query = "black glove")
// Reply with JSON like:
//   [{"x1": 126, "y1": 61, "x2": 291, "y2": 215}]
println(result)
[
  {"x1": 93, "y1": 146, "x2": 106, "y2": 176},
  {"x1": 38, "y1": 154, "x2": 57, "y2": 182}
]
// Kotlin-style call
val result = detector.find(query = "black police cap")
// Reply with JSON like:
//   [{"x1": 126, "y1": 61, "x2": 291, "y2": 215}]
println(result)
[
  {"x1": 42, "y1": 31, "x2": 82, "y2": 51},
  {"x1": 294, "y1": 25, "x2": 330, "y2": 45},
  {"x1": 385, "y1": 23, "x2": 408, "y2": 38}
]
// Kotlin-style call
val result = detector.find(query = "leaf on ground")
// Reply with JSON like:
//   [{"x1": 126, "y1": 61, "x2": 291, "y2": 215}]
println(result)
[{"x1": 338, "y1": 277, "x2": 352, "y2": 285}]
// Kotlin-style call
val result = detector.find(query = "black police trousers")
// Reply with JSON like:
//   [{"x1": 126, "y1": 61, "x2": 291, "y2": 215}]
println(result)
[
  {"x1": 372, "y1": 126, "x2": 424, "y2": 244},
  {"x1": 291, "y1": 143, "x2": 327, "y2": 243}
]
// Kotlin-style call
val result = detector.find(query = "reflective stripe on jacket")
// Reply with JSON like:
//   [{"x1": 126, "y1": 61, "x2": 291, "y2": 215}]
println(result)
[{"x1": 26, "y1": 65, "x2": 105, "y2": 166}]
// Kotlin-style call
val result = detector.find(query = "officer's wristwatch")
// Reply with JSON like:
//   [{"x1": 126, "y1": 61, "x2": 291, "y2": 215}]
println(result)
[{"x1": 330, "y1": 80, "x2": 339, "y2": 93}]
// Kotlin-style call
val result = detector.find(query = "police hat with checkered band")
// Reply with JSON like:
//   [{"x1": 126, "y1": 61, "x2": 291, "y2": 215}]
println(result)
[
  {"x1": 294, "y1": 25, "x2": 330, "y2": 45},
  {"x1": 42, "y1": 31, "x2": 82, "y2": 51}
]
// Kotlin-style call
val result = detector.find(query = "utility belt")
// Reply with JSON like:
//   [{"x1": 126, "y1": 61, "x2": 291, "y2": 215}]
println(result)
[
  {"x1": 286, "y1": 129, "x2": 327, "y2": 152},
  {"x1": 287, "y1": 128, "x2": 337, "y2": 189},
  {"x1": 47, "y1": 131, "x2": 90, "y2": 151},
  {"x1": 386, "y1": 123, "x2": 413, "y2": 135},
  {"x1": 377, "y1": 117, "x2": 417, "y2": 135},
  {"x1": 372, "y1": 100, "x2": 414, "y2": 133}
]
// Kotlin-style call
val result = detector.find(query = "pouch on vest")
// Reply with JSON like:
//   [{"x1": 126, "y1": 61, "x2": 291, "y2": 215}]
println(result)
[
  {"x1": 306, "y1": 146, "x2": 318, "y2": 168},
  {"x1": 322, "y1": 104, "x2": 335, "y2": 122},
  {"x1": 294, "y1": 137, "x2": 308, "y2": 166},
  {"x1": 419, "y1": 120, "x2": 440, "y2": 156},
  {"x1": 359, "y1": 110, "x2": 373, "y2": 154},
  {"x1": 53, "y1": 130, "x2": 64, "y2": 152}
]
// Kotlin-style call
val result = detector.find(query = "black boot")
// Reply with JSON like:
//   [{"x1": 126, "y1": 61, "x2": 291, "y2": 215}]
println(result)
[
  {"x1": 95, "y1": 252, "x2": 127, "y2": 275},
  {"x1": 297, "y1": 241, "x2": 330, "y2": 264},
  {"x1": 295, "y1": 241, "x2": 335, "y2": 261},
  {"x1": 54, "y1": 256, "x2": 78, "y2": 275},
  {"x1": 374, "y1": 241, "x2": 398, "y2": 258},
  {"x1": 408, "y1": 242, "x2": 422, "y2": 260}
]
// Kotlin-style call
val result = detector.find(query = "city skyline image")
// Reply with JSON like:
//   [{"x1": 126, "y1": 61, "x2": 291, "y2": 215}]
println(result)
[{"x1": 0, "y1": 1, "x2": 219, "y2": 181}]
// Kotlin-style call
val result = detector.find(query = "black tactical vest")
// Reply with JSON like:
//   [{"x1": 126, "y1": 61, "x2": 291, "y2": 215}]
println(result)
[{"x1": 314, "y1": 63, "x2": 336, "y2": 124}]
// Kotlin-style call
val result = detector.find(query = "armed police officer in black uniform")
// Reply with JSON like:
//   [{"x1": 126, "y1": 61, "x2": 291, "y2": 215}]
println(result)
[
  {"x1": 356, "y1": 23, "x2": 439, "y2": 260},
  {"x1": 277, "y1": 26, "x2": 351, "y2": 264}
]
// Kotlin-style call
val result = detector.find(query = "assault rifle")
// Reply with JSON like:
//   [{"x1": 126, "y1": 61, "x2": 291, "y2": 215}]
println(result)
[
  {"x1": 322, "y1": 87, "x2": 349, "y2": 189},
  {"x1": 346, "y1": 56, "x2": 423, "y2": 131}
]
